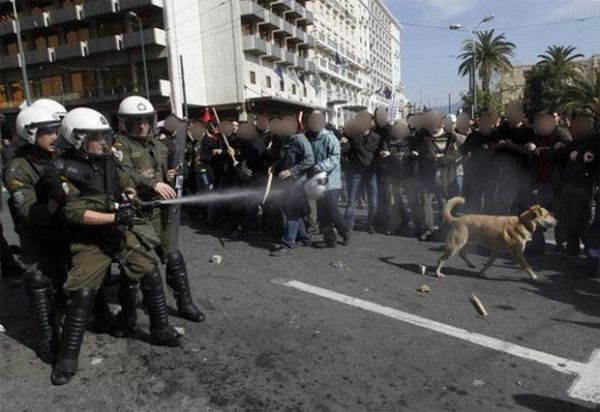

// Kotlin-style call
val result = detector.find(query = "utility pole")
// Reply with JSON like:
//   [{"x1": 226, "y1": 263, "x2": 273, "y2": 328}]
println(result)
[
  {"x1": 180, "y1": 54, "x2": 188, "y2": 120},
  {"x1": 12, "y1": 0, "x2": 32, "y2": 105}
]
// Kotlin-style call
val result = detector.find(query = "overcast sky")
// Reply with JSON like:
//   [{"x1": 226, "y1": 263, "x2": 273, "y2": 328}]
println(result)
[{"x1": 385, "y1": 0, "x2": 600, "y2": 108}]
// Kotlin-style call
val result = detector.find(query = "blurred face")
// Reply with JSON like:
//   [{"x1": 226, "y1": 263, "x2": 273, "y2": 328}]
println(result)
[
  {"x1": 375, "y1": 108, "x2": 388, "y2": 127},
  {"x1": 232, "y1": 121, "x2": 239, "y2": 133},
  {"x1": 455, "y1": 113, "x2": 471, "y2": 134},
  {"x1": 391, "y1": 122, "x2": 410, "y2": 140},
  {"x1": 571, "y1": 116, "x2": 594, "y2": 139},
  {"x1": 506, "y1": 101, "x2": 525, "y2": 126},
  {"x1": 217, "y1": 121, "x2": 234, "y2": 136},
  {"x1": 308, "y1": 113, "x2": 326, "y2": 133},
  {"x1": 238, "y1": 123, "x2": 258, "y2": 141},
  {"x1": 534, "y1": 113, "x2": 556, "y2": 137},
  {"x1": 443, "y1": 117, "x2": 455, "y2": 132},
  {"x1": 85, "y1": 133, "x2": 111, "y2": 156},
  {"x1": 355, "y1": 112, "x2": 373, "y2": 133},
  {"x1": 35, "y1": 127, "x2": 59, "y2": 153},
  {"x1": 478, "y1": 116, "x2": 494, "y2": 135},
  {"x1": 256, "y1": 115, "x2": 269, "y2": 132},
  {"x1": 269, "y1": 119, "x2": 281, "y2": 136},
  {"x1": 189, "y1": 123, "x2": 206, "y2": 140},
  {"x1": 126, "y1": 116, "x2": 151, "y2": 138},
  {"x1": 282, "y1": 116, "x2": 297, "y2": 136},
  {"x1": 424, "y1": 111, "x2": 442, "y2": 134}
]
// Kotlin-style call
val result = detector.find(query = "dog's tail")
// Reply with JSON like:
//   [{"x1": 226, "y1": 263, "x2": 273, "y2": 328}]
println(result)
[{"x1": 443, "y1": 197, "x2": 465, "y2": 223}]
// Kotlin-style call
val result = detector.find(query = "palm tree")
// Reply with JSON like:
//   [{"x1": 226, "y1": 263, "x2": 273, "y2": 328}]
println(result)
[
  {"x1": 458, "y1": 29, "x2": 516, "y2": 94},
  {"x1": 562, "y1": 69, "x2": 600, "y2": 115},
  {"x1": 537, "y1": 45, "x2": 584, "y2": 80}
]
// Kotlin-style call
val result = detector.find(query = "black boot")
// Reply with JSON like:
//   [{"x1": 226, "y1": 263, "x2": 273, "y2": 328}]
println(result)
[
  {"x1": 90, "y1": 289, "x2": 113, "y2": 333},
  {"x1": 51, "y1": 288, "x2": 95, "y2": 385},
  {"x1": 165, "y1": 251, "x2": 205, "y2": 323},
  {"x1": 111, "y1": 275, "x2": 138, "y2": 338},
  {"x1": 24, "y1": 270, "x2": 57, "y2": 364},
  {"x1": 140, "y1": 267, "x2": 181, "y2": 347}
]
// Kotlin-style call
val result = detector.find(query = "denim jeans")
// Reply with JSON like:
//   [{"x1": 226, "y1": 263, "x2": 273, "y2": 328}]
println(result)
[
  {"x1": 318, "y1": 189, "x2": 348, "y2": 245},
  {"x1": 281, "y1": 216, "x2": 311, "y2": 249},
  {"x1": 344, "y1": 169, "x2": 378, "y2": 230}
]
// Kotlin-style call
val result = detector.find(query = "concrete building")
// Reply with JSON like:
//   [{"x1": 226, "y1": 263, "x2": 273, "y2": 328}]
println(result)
[
  {"x1": 498, "y1": 53, "x2": 600, "y2": 106},
  {"x1": 0, "y1": 0, "x2": 404, "y2": 129}
]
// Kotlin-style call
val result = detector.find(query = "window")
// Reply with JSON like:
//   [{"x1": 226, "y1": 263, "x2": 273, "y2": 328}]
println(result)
[
  {"x1": 242, "y1": 24, "x2": 254, "y2": 36},
  {"x1": 266, "y1": 76, "x2": 272, "y2": 88},
  {"x1": 292, "y1": 84, "x2": 296, "y2": 94},
  {"x1": 280, "y1": 81, "x2": 285, "y2": 92},
  {"x1": 249, "y1": 71, "x2": 256, "y2": 84},
  {"x1": 40, "y1": 75, "x2": 62, "y2": 97},
  {"x1": 303, "y1": 87, "x2": 307, "y2": 97}
]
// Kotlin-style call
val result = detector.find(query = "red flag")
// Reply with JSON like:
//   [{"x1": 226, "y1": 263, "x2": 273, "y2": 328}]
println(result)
[{"x1": 201, "y1": 107, "x2": 215, "y2": 124}]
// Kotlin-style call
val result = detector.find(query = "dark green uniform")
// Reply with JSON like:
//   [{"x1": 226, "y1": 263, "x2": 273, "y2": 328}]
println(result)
[
  {"x1": 50, "y1": 148, "x2": 180, "y2": 386},
  {"x1": 3, "y1": 144, "x2": 68, "y2": 362},
  {"x1": 113, "y1": 132, "x2": 204, "y2": 322}
]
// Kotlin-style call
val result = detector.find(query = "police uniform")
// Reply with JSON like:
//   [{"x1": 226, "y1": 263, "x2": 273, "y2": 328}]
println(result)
[
  {"x1": 113, "y1": 132, "x2": 204, "y2": 322},
  {"x1": 3, "y1": 144, "x2": 68, "y2": 362}
]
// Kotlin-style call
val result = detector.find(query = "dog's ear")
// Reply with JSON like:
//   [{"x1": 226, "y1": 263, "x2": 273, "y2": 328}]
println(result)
[
  {"x1": 530, "y1": 205, "x2": 543, "y2": 216},
  {"x1": 519, "y1": 210, "x2": 537, "y2": 231}
]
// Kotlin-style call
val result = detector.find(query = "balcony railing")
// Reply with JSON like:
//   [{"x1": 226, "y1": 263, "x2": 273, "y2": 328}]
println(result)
[
  {"x1": 120, "y1": 0, "x2": 163, "y2": 11},
  {"x1": 49, "y1": 5, "x2": 84, "y2": 25},
  {"x1": 83, "y1": 0, "x2": 120, "y2": 18},
  {"x1": 54, "y1": 42, "x2": 88, "y2": 60},
  {"x1": 20, "y1": 11, "x2": 50, "y2": 31},
  {"x1": 240, "y1": 0, "x2": 267, "y2": 23},
  {"x1": 0, "y1": 54, "x2": 21, "y2": 70},
  {"x1": 0, "y1": 19, "x2": 16, "y2": 37},
  {"x1": 88, "y1": 35, "x2": 123, "y2": 54},
  {"x1": 26, "y1": 48, "x2": 54, "y2": 65},
  {"x1": 123, "y1": 28, "x2": 167, "y2": 48},
  {"x1": 242, "y1": 36, "x2": 268, "y2": 56}
]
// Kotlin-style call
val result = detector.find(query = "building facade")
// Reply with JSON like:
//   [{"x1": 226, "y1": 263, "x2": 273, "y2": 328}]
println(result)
[{"x1": 0, "y1": 0, "x2": 404, "y2": 130}]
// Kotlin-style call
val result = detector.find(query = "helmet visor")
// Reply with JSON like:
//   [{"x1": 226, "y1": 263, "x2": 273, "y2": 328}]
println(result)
[
  {"x1": 73, "y1": 129, "x2": 113, "y2": 156},
  {"x1": 122, "y1": 113, "x2": 157, "y2": 138}
]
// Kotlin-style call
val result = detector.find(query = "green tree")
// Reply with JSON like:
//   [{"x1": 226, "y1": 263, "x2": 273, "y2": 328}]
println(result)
[
  {"x1": 458, "y1": 29, "x2": 516, "y2": 93},
  {"x1": 461, "y1": 87, "x2": 503, "y2": 115},
  {"x1": 562, "y1": 69, "x2": 600, "y2": 116},
  {"x1": 537, "y1": 45, "x2": 584, "y2": 81},
  {"x1": 523, "y1": 63, "x2": 564, "y2": 119}
]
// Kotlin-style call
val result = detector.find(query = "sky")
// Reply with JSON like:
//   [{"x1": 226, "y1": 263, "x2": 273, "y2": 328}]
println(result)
[{"x1": 385, "y1": 0, "x2": 600, "y2": 110}]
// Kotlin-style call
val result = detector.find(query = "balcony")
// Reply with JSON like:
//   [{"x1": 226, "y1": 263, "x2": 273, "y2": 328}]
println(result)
[
  {"x1": 306, "y1": 61, "x2": 316, "y2": 74},
  {"x1": 280, "y1": 50, "x2": 295, "y2": 66},
  {"x1": 49, "y1": 5, "x2": 84, "y2": 25},
  {"x1": 259, "y1": 11, "x2": 281, "y2": 31},
  {"x1": 240, "y1": 1, "x2": 267, "y2": 24},
  {"x1": 242, "y1": 36, "x2": 268, "y2": 56},
  {"x1": 327, "y1": 91, "x2": 348, "y2": 105},
  {"x1": 83, "y1": 0, "x2": 120, "y2": 18},
  {"x1": 25, "y1": 48, "x2": 54, "y2": 65},
  {"x1": 298, "y1": 8, "x2": 314, "y2": 25},
  {"x1": 273, "y1": 20, "x2": 294, "y2": 37},
  {"x1": 20, "y1": 11, "x2": 50, "y2": 31},
  {"x1": 0, "y1": 54, "x2": 21, "y2": 70},
  {"x1": 0, "y1": 19, "x2": 16, "y2": 37},
  {"x1": 272, "y1": 0, "x2": 293, "y2": 12},
  {"x1": 54, "y1": 42, "x2": 88, "y2": 60},
  {"x1": 123, "y1": 28, "x2": 167, "y2": 48},
  {"x1": 305, "y1": 34, "x2": 315, "y2": 48},
  {"x1": 286, "y1": 1, "x2": 303, "y2": 19},
  {"x1": 264, "y1": 44, "x2": 284, "y2": 61},
  {"x1": 88, "y1": 34, "x2": 123, "y2": 54},
  {"x1": 120, "y1": 0, "x2": 163, "y2": 11},
  {"x1": 297, "y1": 56, "x2": 306, "y2": 69}
]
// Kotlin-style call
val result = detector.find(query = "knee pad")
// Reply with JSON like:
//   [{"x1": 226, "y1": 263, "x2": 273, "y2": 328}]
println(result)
[
  {"x1": 166, "y1": 250, "x2": 185, "y2": 271},
  {"x1": 24, "y1": 269, "x2": 51, "y2": 290},
  {"x1": 70, "y1": 287, "x2": 95, "y2": 307},
  {"x1": 141, "y1": 266, "x2": 162, "y2": 289}
]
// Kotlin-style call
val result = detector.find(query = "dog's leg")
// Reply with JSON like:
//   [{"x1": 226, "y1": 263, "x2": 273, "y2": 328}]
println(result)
[
  {"x1": 435, "y1": 250, "x2": 453, "y2": 278},
  {"x1": 459, "y1": 249, "x2": 476, "y2": 269},
  {"x1": 479, "y1": 253, "x2": 498, "y2": 278},
  {"x1": 513, "y1": 252, "x2": 538, "y2": 281}
]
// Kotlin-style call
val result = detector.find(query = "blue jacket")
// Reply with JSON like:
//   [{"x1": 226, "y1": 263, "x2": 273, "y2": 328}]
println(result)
[{"x1": 308, "y1": 129, "x2": 342, "y2": 190}]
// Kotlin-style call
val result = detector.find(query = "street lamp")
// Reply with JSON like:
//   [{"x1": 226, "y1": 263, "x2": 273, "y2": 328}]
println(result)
[
  {"x1": 128, "y1": 11, "x2": 150, "y2": 100},
  {"x1": 450, "y1": 14, "x2": 495, "y2": 118}
]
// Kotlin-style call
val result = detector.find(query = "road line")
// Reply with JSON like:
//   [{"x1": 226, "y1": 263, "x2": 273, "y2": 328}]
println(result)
[{"x1": 272, "y1": 278, "x2": 599, "y2": 404}]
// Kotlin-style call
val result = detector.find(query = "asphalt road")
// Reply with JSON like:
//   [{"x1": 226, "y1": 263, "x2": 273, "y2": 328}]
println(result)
[{"x1": 1, "y1": 202, "x2": 599, "y2": 411}]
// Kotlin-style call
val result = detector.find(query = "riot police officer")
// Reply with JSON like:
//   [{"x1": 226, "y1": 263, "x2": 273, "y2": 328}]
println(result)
[
  {"x1": 49, "y1": 107, "x2": 181, "y2": 385},
  {"x1": 113, "y1": 96, "x2": 204, "y2": 323}
]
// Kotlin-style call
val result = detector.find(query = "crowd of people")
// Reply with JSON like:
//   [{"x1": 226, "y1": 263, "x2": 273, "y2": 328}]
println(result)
[{"x1": 0, "y1": 95, "x2": 598, "y2": 387}]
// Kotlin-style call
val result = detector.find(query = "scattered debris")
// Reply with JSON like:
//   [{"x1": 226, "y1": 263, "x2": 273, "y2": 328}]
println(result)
[
  {"x1": 516, "y1": 381, "x2": 522, "y2": 387},
  {"x1": 211, "y1": 255, "x2": 223, "y2": 264},
  {"x1": 329, "y1": 261, "x2": 343, "y2": 269},
  {"x1": 470, "y1": 294, "x2": 488, "y2": 316},
  {"x1": 0, "y1": 324, "x2": 5, "y2": 333},
  {"x1": 91, "y1": 357, "x2": 103, "y2": 365},
  {"x1": 174, "y1": 326, "x2": 185, "y2": 336},
  {"x1": 418, "y1": 284, "x2": 431, "y2": 293},
  {"x1": 107, "y1": 303, "x2": 122, "y2": 316},
  {"x1": 473, "y1": 379, "x2": 485, "y2": 386},
  {"x1": 418, "y1": 264, "x2": 427, "y2": 275}
]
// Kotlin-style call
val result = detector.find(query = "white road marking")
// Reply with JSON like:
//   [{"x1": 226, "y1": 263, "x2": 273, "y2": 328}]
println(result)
[{"x1": 272, "y1": 278, "x2": 600, "y2": 404}]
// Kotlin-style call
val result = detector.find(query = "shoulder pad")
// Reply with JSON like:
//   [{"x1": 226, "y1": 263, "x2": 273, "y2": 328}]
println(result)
[{"x1": 50, "y1": 157, "x2": 66, "y2": 172}]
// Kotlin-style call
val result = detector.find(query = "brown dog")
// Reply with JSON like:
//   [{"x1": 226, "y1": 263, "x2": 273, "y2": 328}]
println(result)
[{"x1": 435, "y1": 197, "x2": 558, "y2": 280}]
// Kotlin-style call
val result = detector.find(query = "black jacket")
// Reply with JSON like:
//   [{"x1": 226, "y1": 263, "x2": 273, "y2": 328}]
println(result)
[{"x1": 342, "y1": 130, "x2": 382, "y2": 172}]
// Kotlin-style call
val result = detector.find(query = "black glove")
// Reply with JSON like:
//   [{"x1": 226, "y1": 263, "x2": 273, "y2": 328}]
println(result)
[
  {"x1": 114, "y1": 205, "x2": 138, "y2": 228},
  {"x1": 40, "y1": 165, "x2": 66, "y2": 207}
]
